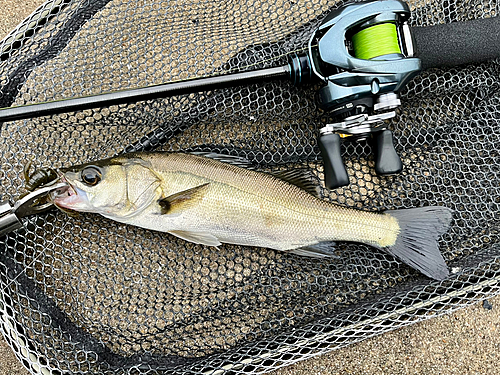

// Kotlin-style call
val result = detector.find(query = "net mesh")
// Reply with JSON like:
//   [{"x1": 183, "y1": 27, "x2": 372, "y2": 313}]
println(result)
[{"x1": 0, "y1": 0, "x2": 499, "y2": 373}]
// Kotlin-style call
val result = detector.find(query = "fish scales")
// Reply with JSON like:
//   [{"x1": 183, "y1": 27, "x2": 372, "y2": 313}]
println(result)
[{"x1": 138, "y1": 153, "x2": 399, "y2": 250}]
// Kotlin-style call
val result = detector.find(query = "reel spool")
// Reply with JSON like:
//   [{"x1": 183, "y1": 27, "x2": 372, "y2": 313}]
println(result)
[
  {"x1": 306, "y1": 0, "x2": 421, "y2": 188},
  {"x1": 352, "y1": 23, "x2": 402, "y2": 60}
]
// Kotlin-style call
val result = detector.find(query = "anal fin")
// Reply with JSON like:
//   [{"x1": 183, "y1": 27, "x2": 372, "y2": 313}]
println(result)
[
  {"x1": 169, "y1": 230, "x2": 222, "y2": 247},
  {"x1": 288, "y1": 242, "x2": 338, "y2": 258}
]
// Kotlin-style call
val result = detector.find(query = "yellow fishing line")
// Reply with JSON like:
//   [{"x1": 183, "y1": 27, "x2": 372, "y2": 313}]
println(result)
[{"x1": 352, "y1": 23, "x2": 401, "y2": 60}]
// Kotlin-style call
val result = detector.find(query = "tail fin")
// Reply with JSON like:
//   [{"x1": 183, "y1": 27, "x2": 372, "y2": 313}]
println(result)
[{"x1": 386, "y1": 206, "x2": 452, "y2": 280}]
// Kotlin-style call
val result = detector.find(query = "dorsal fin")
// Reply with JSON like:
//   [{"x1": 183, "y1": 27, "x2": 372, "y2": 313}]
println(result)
[
  {"x1": 189, "y1": 152, "x2": 256, "y2": 170},
  {"x1": 190, "y1": 152, "x2": 320, "y2": 197},
  {"x1": 271, "y1": 169, "x2": 321, "y2": 198}
]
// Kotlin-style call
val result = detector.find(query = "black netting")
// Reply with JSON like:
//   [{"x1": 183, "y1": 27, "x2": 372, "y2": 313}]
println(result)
[{"x1": 0, "y1": 0, "x2": 499, "y2": 374}]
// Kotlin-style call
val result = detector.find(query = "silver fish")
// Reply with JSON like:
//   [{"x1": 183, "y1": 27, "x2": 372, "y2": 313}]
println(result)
[{"x1": 47, "y1": 152, "x2": 452, "y2": 280}]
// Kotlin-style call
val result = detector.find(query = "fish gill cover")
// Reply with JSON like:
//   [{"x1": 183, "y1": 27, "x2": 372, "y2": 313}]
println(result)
[{"x1": 0, "y1": 0, "x2": 499, "y2": 374}]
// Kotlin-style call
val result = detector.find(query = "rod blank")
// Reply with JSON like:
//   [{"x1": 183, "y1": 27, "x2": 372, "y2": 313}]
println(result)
[{"x1": 0, "y1": 66, "x2": 290, "y2": 123}]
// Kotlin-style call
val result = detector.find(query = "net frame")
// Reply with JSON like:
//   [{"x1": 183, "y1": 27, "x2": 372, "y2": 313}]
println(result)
[{"x1": 0, "y1": 0, "x2": 499, "y2": 374}]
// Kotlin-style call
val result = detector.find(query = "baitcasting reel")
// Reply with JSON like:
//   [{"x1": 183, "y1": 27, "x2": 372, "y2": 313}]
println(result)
[{"x1": 288, "y1": 0, "x2": 421, "y2": 188}]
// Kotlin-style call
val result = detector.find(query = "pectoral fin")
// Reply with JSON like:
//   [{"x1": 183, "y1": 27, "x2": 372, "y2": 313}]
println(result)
[
  {"x1": 158, "y1": 183, "x2": 210, "y2": 215},
  {"x1": 169, "y1": 230, "x2": 222, "y2": 247}
]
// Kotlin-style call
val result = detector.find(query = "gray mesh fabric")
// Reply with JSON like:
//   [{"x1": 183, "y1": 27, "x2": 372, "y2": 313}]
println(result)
[{"x1": 0, "y1": 0, "x2": 499, "y2": 374}]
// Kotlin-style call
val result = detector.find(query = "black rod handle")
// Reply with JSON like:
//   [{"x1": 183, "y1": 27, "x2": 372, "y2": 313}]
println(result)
[
  {"x1": 373, "y1": 130, "x2": 403, "y2": 175},
  {"x1": 318, "y1": 133, "x2": 350, "y2": 189},
  {"x1": 411, "y1": 16, "x2": 500, "y2": 69}
]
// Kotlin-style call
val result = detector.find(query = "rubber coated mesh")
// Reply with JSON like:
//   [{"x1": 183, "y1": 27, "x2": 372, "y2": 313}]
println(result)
[{"x1": 0, "y1": 0, "x2": 499, "y2": 374}]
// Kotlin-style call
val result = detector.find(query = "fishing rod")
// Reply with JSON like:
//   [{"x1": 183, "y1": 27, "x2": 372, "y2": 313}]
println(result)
[{"x1": 1, "y1": 0, "x2": 499, "y2": 188}]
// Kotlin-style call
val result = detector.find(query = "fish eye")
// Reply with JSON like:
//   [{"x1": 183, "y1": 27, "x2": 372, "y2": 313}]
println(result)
[{"x1": 81, "y1": 167, "x2": 102, "y2": 186}]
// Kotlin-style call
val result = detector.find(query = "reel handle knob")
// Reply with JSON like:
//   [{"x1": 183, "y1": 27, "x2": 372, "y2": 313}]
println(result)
[
  {"x1": 373, "y1": 129, "x2": 403, "y2": 175},
  {"x1": 318, "y1": 133, "x2": 350, "y2": 189}
]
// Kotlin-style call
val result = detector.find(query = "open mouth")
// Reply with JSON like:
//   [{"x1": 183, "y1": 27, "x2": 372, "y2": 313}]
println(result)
[{"x1": 50, "y1": 175, "x2": 81, "y2": 209}]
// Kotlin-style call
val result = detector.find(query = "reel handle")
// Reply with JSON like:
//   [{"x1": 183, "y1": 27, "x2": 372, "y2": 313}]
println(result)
[
  {"x1": 373, "y1": 129, "x2": 403, "y2": 175},
  {"x1": 318, "y1": 133, "x2": 350, "y2": 189}
]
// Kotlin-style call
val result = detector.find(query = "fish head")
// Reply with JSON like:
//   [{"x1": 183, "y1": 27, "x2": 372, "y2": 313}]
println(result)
[{"x1": 52, "y1": 156, "x2": 162, "y2": 219}]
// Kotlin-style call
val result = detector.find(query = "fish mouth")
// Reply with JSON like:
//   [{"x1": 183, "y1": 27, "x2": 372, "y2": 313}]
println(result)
[{"x1": 51, "y1": 175, "x2": 87, "y2": 210}]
